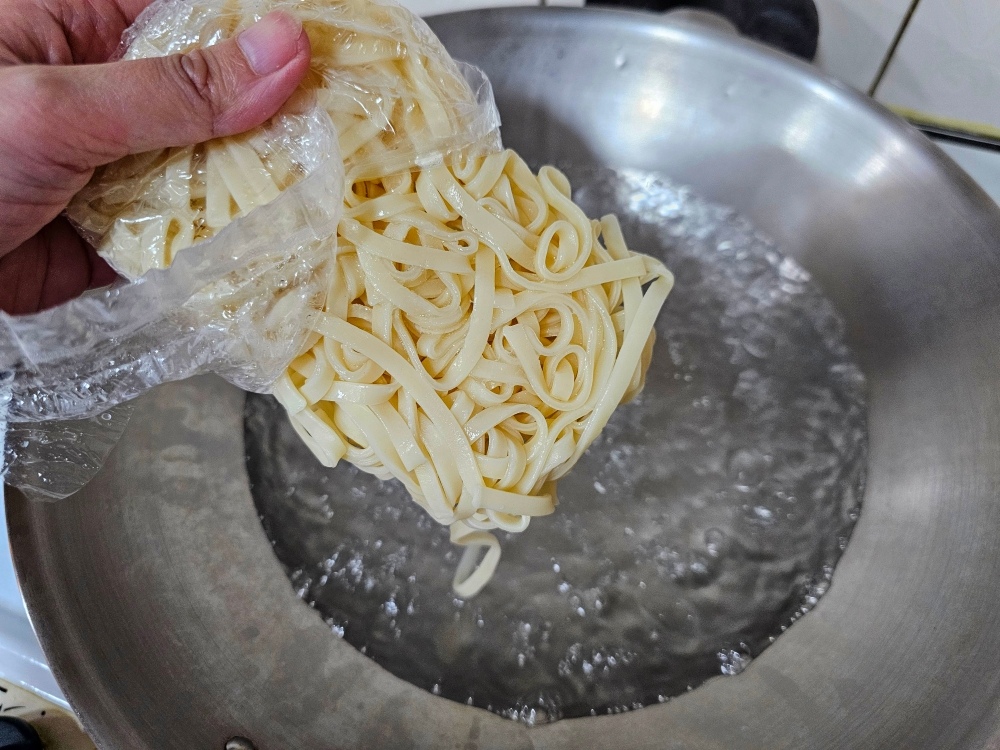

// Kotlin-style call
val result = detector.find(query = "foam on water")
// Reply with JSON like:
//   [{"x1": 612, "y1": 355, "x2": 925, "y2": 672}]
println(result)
[{"x1": 245, "y1": 168, "x2": 868, "y2": 724}]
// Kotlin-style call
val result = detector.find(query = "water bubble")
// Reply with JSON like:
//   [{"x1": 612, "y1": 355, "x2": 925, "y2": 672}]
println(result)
[
  {"x1": 704, "y1": 528, "x2": 726, "y2": 556},
  {"x1": 778, "y1": 256, "x2": 810, "y2": 283},
  {"x1": 519, "y1": 706, "x2": 548, "y2": 726},
  {"x1": 718, "y1": 648, "x2": 751, "y2": 676}
]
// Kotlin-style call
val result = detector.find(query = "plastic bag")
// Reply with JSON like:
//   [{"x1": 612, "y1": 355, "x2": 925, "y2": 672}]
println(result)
[
  {"x1": 1, "y1": 0, "x2": 502, "y2": 500},
  {"x1": 1, "y1": 105, "x2": 343, "y2": 497},
  {"x1": 68, "y1": 0, "x2": 501, "y2": 278}
]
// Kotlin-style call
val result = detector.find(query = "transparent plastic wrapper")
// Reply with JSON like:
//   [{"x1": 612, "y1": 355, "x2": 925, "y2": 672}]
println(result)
[
  {"x1": 68, "y1": 0, "x2": 503, "y2": 278},
  {"x1": 1, "y1": 0, "x2": 671, "y2": 601},
  {"x1": 1, "y1": 105, "x2": 344, "y2": 499},
  {"x1": 39, "y1": 0, "x2": 668, "y2": 596},
  {"x1": 2, "y1": 0, "x2": 502, "y2": 502}
]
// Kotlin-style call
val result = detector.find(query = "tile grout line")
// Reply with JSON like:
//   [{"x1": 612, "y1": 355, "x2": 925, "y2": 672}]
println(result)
[{"x1": 867, "y1": 0, "x2": 921, "y2": 97}]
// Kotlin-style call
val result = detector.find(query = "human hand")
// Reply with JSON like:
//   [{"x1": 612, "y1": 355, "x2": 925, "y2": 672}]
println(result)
[{"x1": 0, "y1": 0, "x2": 310, "y2": 314}]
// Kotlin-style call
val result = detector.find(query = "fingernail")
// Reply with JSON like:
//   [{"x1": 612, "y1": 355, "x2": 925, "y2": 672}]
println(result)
[{"x1": 238, "y1": 11, "x2": 303, "y2": 76}]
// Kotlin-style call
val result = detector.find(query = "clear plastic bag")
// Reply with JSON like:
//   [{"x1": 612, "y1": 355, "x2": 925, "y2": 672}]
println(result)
[
  {"x1": 68, "y1": 104, "x2": 331, "y2": 281},
  {"x1": 1, "y1": 0, "x2": 502, "y2": 500},
  {"x1": 1, "y1": 108, "x2": 343, "y2": 496},
  {"x1": 120, "y1": 0, "x2": 502, "y2": 179},
  {"x1": 69, "y1": 0, "x2": 502, "y2": 279}
]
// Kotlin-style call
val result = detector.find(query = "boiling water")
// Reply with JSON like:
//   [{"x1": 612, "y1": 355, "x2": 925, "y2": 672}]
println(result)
[{"x1": 245, "y1": 169, "x2": 868, "y2": 724}]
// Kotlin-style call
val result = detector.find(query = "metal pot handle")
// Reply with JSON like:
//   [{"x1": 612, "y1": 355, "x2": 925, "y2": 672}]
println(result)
[{"x1": 659, "y1": 8, "x2": 740, "y2": 37}]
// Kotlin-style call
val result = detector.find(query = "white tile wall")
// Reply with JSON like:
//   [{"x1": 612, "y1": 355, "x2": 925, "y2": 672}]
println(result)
[
  {"x1": 876, "y1": 0, "x2": 1000, "y2": 134},
  {"x1": 812, "y1": 0, "x2": 914, "y2": 92}
]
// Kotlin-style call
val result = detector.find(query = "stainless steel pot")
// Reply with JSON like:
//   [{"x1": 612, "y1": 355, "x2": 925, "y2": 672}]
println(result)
[{"x1": 9, "y1": 7, "x2": 1000, "y2": 748}]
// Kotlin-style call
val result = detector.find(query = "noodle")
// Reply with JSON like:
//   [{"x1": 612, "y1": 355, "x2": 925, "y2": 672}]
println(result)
[
  {"x1": 67, "y1": 0, "x2": 674, "y2": 596},
  {"x1": 273, "y1": 151, "x2": 672, "y2": 596},
  {"x1": 67, "y1": 0, "x2": 496, "y2": 276}
]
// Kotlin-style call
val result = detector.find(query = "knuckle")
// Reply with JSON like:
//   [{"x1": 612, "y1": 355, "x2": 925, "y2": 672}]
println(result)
[{"x1": 173, "y1": 48, "x2": 224, "y2": 136}]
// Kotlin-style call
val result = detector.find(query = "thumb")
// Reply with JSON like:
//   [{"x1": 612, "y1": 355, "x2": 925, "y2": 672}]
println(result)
[{"x1": 8, "y1": 10, "x2": 310, "y2": 168}]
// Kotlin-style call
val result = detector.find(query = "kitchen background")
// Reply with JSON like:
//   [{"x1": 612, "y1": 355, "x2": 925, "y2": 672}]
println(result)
[{"x1": 2, "y1": 0, "x2": 999, "y2": 744}]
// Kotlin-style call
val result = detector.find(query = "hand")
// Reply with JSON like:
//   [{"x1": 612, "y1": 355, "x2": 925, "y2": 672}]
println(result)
[{"x1": 0, "y1": 0, "x2": 310, "y2": 314}]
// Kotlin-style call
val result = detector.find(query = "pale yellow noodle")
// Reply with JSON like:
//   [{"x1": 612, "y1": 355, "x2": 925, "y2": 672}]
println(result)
[
  {"x1": 68, "y1": 0, "x2": 494, "y2": 275},
  {"x1": 69, "y1": 0, "x2": 673, "y2": 597},
  {"x1": 273, "y1": 151, "x2": 672, "y2": 597}
]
